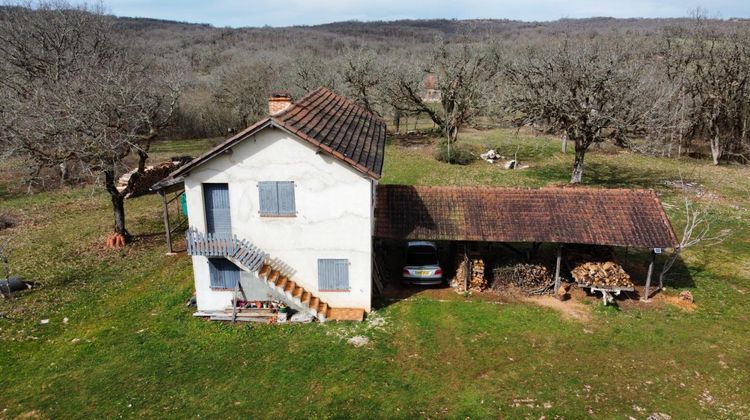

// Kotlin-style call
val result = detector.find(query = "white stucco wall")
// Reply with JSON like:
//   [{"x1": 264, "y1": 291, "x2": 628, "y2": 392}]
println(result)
[{"x1": 184, "y1": 127, "x2": 373, "y2": 312}]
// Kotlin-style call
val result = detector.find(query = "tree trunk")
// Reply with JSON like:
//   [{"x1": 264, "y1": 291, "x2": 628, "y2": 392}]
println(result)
[
  {"x1": 561, "y1": 135, "x2": 568, "y2": 153},
  {"x1": 570, "y1": 144, "x2": 586, "y2": 184},
  {"x1": 394, "y1": 108, "x2": 401, "y2": 134},
  {"x1": 59, "y1": 161, "x2": 69, "y2": 183},
  {"x1": 104, "y1": 168, "x2": 130, "y2": 239},
  {"x1": 136, "y1": 148, "x2": 149, "y2": 173},
  {"x1": 710, "y1": 135, "x2": 722, "y2": 165},
  {"x1": 445, "y1": 123, "x2": 459, "y2": 143}
]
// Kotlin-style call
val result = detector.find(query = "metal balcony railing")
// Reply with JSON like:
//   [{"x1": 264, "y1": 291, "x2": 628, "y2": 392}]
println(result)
[{"x1": 185, "y1": 227, "x2": 266, "y2": 272}]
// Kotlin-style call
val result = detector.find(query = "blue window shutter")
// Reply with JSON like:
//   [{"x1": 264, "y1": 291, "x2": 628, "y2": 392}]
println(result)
[
  {"x1": 209, "y1": 258, "x2": 239, "y2": 289},
  {"x1": 258, "y1": 181, "x2": 279, "y2": 215},
  {"x1": 277, "y1": 181, "x2": 296, "y2": 215},
  {"x1": 318, "y1": 259, "x2": 349, "y2": 291},
  {"x1": 318, "y1": 259, "x2": 333, "y2": 289},
  {"x1": 203, "y1": 183, "x2": 231, "y2": 235},
  {"x1": 334, "y1": 260, "x2": 349, "y2": 290}
]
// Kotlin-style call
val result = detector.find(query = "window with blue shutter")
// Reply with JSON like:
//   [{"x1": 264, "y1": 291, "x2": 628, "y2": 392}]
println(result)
[
  {"x1": 258, "y1": 181, "x2": 296, "y2": 216},
  {"x1": 208, "y1": 258, "x2": 240, "y2": 289},
  {"x1": 203, "y1": 183, "x2": 231, "y2": 235},
  {"x1": 318, "y1": 259, "x2": 349, "y2": 291},
  {"x1": 258, "y1": 182, "x2": 279, "y2": 215}
]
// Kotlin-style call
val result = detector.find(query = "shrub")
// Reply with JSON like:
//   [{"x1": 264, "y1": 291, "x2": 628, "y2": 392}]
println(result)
[
  {"x1": 435, "y1": 140, "x2": 475, "y2": 165},
  {"x1": 0, "y1": 213, "x2": 17, "y2": 230}
]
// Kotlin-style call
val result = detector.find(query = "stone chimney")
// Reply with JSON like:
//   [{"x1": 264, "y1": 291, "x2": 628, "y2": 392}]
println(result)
[{"x1": 268, "y1": 91, "x2": 293, "y2": 115}]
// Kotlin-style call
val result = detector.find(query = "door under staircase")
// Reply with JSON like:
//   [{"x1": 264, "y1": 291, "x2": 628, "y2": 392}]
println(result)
[{"x1": 186, "y1": 228, "x2": 361, "y2": 322}]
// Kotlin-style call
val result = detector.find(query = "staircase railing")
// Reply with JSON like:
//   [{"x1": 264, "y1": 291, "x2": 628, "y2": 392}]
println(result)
[
  {"x1": 186, "y1": 227, "x2": 266, "y2": 272},
  {"x1": 186, "y1": 227, "x2": 331, "y2": 322}
]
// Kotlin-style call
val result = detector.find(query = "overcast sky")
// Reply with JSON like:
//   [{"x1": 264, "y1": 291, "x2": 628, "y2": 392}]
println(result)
[{"x1": 106, "y1": 0, "x2": 749, "y2": 27}]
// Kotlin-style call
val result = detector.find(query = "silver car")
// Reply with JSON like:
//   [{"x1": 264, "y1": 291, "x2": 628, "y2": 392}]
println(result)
[{"x1": 402, "y1": 241, "x2": 443, "y2": 285}]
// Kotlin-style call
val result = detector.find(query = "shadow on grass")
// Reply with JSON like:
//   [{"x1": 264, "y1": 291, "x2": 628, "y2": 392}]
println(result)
[
  {"x1": 618, "y1": 249, "x2": 696, "y2": 290},
  {"x1": 660, "y1": 255, "x2": 696, "y2": 289},
  {"x1": 526, "y1": 159, "x2": 669, "y2": 189},
  {"x1": 580, "y1": 162, "x2": 667, "y2": 189}
]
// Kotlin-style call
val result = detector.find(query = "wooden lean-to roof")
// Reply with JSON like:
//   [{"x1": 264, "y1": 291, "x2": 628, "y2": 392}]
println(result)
[
  {"x1": 172, "y1": 88, "x2": 387, "y2": 179},
  {"x1": 374, "y1": 185, "x2": 678, "y2": 249}
]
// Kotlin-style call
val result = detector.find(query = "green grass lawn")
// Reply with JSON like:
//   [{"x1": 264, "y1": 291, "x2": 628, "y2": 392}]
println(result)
[{"x1": 1, "y1": 129, "x2": 749, "y2": 418}]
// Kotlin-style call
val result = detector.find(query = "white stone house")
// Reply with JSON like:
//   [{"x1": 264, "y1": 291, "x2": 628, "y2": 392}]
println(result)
[{"x1": 171, "y1": 88, "x2": 386, "y2": 321}]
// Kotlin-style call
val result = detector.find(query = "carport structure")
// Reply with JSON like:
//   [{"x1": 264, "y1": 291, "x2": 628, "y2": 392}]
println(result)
[{"x1": 374, "y1": 185, "x2": 679, "y2": 300}]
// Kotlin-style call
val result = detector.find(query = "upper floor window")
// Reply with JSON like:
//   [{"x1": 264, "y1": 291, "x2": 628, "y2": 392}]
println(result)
[{"x1": 258, "y1": 181, "x2": 296, "y2": 216}]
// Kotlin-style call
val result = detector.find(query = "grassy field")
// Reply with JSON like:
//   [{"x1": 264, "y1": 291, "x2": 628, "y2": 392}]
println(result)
[{"x1": 1, "y1": 129, "x2": 749, "y2": 418}]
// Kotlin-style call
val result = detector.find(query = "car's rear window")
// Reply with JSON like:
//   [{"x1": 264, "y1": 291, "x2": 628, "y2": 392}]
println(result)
[{"x1": 407, "y1": 246, "x2": 438, "y2": 266}]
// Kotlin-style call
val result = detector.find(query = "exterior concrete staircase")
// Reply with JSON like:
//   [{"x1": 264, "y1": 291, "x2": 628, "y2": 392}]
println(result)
[
  {"x1": 186, "y1": 227, "x2": 331, "y2": 322},
  {"x1": 257, "y1": 264, "x2": 329, "y2": 321}
]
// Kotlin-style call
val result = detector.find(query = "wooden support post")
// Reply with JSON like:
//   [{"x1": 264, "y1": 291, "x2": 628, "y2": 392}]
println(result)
[
  {"x1": 463, "y1": 244, "x2": 469, "y2": 292},
  {"x1": 231, "y1": 277, "x2": 241, "y2": 323},
  {"x1": 554, "y1": 244, "x2": 563, "y2": 293},
  {"x1": 642, "y1": 249, "x2": 656, "y2": 301},
  {"x1": 160, "y1": 191, "x2": 174, "y2": 255}
]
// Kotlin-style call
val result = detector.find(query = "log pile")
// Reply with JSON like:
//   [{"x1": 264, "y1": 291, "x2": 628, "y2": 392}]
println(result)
[
  {"x1": 117, "y1": 156, "x2": 192, "y2": 198},
  {"x1": 469, "y1": 257, "x2": 487, "y2": 291},
  {"x1": 491, "y1": 263, "x2": 553, "y2": 295},
  {"x1": 451, "y1": 252, "x2": 487, "y2": 292},
  {"x1": 571, "y1": 261, "x2": 634, "y2": 288},
  {"x1": 106, "y1": 232, "x2": 126, "y2": 248},
  {"x1": 450, "y1": 254, "x2": 469, "y2": 291}
]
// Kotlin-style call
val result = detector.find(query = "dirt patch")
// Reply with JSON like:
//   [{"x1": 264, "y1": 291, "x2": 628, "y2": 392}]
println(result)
[
  {"x1": 657, "y1": 294, "x2": 697, "y2": 312},
  {"x1": 523, "y1": 295, "x2": 592, "y2": 322},
  {"x1": 393, "y1": 132, "x2": 436, "y2": 148}
]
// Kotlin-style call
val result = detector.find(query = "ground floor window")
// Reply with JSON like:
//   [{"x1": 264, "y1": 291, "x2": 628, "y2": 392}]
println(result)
[
  {"x1": 209, "y1": 258, "x2": 240, "y2": 289},
  {"x1": 318, "y1": 258, "x2": 349, "y2": 291}
]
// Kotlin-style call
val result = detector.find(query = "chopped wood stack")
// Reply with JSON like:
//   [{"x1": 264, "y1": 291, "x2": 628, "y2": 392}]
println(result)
[
  {"x1": 469, "y1": 257, "x2": 487, "y2": 291},
  {"x1": 106, "y1": 232, "x2": 126, "y2": 248},
  {"x1": 491, "y1": 263, "x2": 553, "y2": 295},
  {"x1": 450, "y1": 253, "x2": 469, "y2": 291},
  {"x1": 117, "y1": 156, "x2": 192, "y2": 198},
  {"x1": 571, "y1": 261, "x2": 634, "y2": 288}
]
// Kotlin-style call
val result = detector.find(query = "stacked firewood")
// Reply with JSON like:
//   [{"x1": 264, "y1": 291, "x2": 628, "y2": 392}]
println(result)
[
  {"x1": 469, "y1": 257, "x2": 487, "y2": 291},
  {"x1": 106, "y1": 232, "x2": 126, "y2": 248},
  {"x1": 117, "y1": 156, "x2": 192, "y2": 198},
  {"x1": 451, "y1": 254, "x2": 469, "y2": 290},
  {"x1": 571, "y1": 261, "x2": 634, "y2": 288},
  {"x1": 491, "y1": 263, "x2": 553, "y2": 295}
]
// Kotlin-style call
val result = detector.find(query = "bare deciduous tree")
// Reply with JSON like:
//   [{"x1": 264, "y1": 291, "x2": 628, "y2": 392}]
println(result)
[
  {"x1": 213, "y1": 61, "x2": 277, "y2": 130},
  {"x1": 663, "y1": 13, "x2": 750, "y2": 165},
  {"x1": 289, "y1": 53, "x2": 338, "y2": 97},
  {"x1": 382, "y1": 40, "x2": 500, "y2": 143},
  {"x1": 341, "y1": 48, "x2": 381, "y2": 114},
  {"x1": 504, "y1": 37, "x2": 655, "y2": 183},
  {"x1": 659, "y1": 196, "x2": 729, "y2": 287},
  {"x1": 0, "y1": 1, "x2": 182, "y2": 239}
]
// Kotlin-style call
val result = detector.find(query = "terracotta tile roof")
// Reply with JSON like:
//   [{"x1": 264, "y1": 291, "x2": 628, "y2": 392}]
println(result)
[
  {"x1": 374, "y1": 185, "x2": 678, "y2": 248},
  {"x1": 272, "y1": 87, "x2": 386, "y2": 178},
  {"x1": 172, "y1": 88, "x2": 386, "y2": 179}
]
